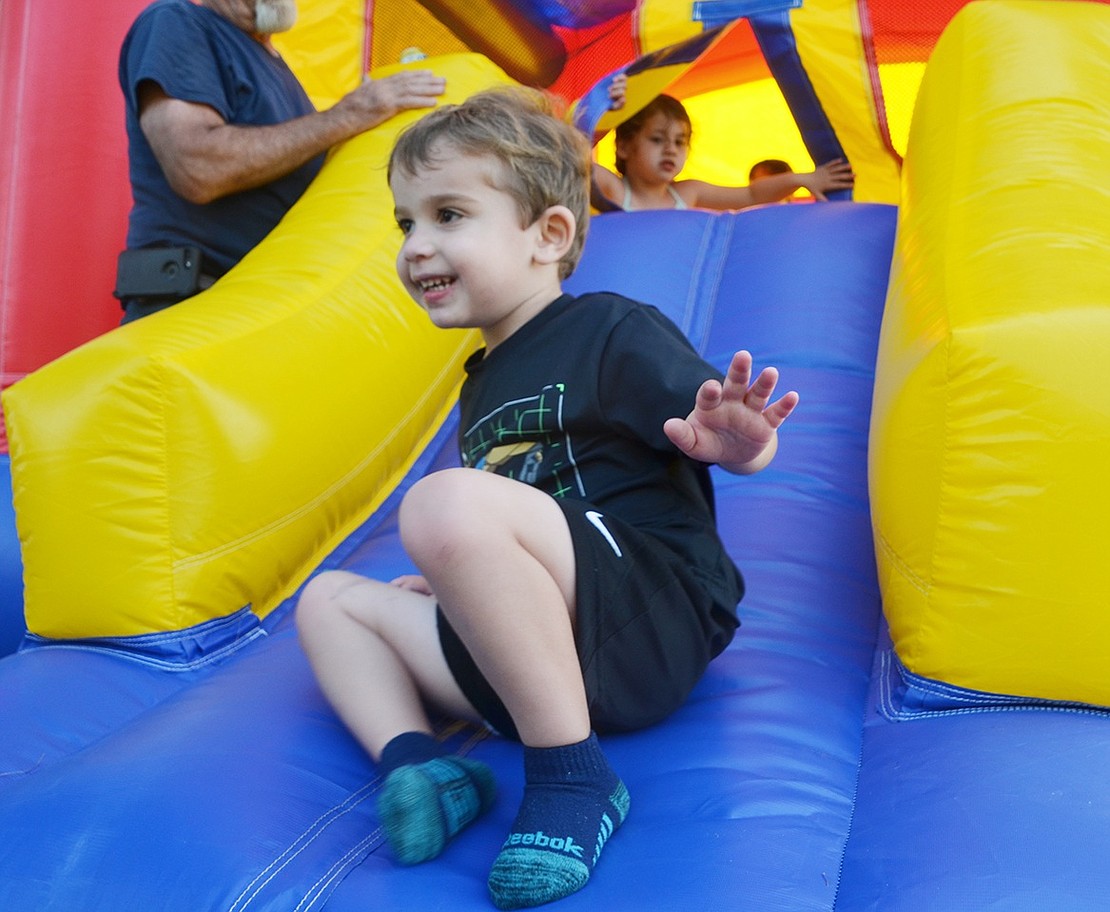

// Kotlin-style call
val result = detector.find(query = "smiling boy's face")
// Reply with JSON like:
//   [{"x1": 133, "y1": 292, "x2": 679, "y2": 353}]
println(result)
[{"x1": 391, "y1": 147, "x2": 571, "y2": 351}]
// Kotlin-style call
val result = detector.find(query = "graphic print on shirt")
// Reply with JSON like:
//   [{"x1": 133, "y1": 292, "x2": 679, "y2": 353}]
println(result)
[{"x1": 461, "y1": 383, "x2": 585, "y2": 498}]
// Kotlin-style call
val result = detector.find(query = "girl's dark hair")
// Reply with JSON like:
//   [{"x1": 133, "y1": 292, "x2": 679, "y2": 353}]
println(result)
[{"x1": 613, "y1": 94, "x2": 692, "y2": 176}]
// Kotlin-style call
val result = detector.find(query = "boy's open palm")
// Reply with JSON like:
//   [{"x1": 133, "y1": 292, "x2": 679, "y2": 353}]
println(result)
[{"x1": 663, "y1": 350, "x2": 799, "y2": 475}]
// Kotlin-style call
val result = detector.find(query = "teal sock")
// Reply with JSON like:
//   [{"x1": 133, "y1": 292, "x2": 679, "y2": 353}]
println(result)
[
  {"x1": 377, "y1": 736, "x2": 497, "y2": 866},
  {"x1": 487, "y1": 733, "x2": 630, "y2": 910}
]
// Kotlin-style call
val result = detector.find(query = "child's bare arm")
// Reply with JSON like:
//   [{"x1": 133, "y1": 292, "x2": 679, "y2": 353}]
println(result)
[
  {"x1": 591, "y1": 160, "x2": 624, "y2": 205},
  {"x1": 663, "y1": 350, "x2": 799, "y2": 474},
  {"x1": 689, "y1": 158, "x2": 854, "y2": 209},
  {"x1": 794, "y1": 158, "x2": 855, "y2": 201}
]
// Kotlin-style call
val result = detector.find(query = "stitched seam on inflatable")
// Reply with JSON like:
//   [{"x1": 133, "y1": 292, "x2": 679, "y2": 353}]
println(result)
[
  {"x1": 873, "y1": 528, "x2": 928, "y2": 595},
  {"x1": 226, "y1": 778, "x2": 383, "y2": 912}
]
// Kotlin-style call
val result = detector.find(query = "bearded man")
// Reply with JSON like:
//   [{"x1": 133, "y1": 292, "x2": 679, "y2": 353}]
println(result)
[{"x1": 116, "y1": 0, "x2": 445, "y2": 322}]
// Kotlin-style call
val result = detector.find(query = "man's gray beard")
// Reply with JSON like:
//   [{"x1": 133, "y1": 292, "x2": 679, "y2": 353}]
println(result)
[{"x1": 254, "y1": 0, "x2": 297, "y2": 34}]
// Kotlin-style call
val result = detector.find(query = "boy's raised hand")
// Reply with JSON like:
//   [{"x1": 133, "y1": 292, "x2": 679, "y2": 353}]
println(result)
[{"x1": 664, "y1": 351, "x2": 799, "y2": 475}]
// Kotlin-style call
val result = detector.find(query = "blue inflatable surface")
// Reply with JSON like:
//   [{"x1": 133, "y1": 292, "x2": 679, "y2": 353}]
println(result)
[
  {"x1": 1, "y1": 202, "x2": 1107, "y2": 911},
  {"x1": 0, "y1": 455, "x2": 24, "y2": 657}
]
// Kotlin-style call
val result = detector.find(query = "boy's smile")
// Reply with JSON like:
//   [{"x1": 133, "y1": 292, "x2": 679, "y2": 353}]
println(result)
[{"x1": 391, "y1": 148, "x2": 567, "y2": 351}]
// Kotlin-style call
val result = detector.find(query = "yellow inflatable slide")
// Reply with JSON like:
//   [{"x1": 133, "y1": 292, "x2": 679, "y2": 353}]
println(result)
[{"x1": 3, "y1": 55, "x2": 510, "y2": 640}]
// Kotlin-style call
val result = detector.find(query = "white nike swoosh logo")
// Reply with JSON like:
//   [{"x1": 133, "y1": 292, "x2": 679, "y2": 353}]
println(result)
[{"x1": 585, "y1": 510, "x2": 623, "y2": 557}]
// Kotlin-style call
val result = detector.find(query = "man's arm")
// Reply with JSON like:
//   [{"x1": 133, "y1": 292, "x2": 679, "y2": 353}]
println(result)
[{"x1": 139, "y1": 69, "x2": 445, "y2": 204}]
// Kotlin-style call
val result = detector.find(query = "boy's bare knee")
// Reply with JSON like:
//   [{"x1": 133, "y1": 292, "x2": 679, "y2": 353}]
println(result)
[
  {"x1": 400, "y1": 468, "x2": 481, "y2": 549},
  {"x1": 295, "y1": 571, "x2": 348, "y2": 636},
  {"x1": 400, "y1": 469, "x2": 560, "y2": 571},
  {"x1": 404, "y1": 468, "x2": 477, "y2": 510}
]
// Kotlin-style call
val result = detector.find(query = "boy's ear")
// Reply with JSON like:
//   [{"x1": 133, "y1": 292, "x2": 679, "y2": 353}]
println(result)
[{"x1": 532, "y1": 205, "x2": 576, "y2": 266}]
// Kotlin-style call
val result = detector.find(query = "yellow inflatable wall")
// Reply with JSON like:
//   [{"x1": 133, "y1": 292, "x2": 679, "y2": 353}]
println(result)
[
  {"x1": 870, "y1": 1, "x2": 1110, "y2": 705},
  {"x1": 3, "y1": 55, "x2": 511, "y2": 640},
  {"x1": 272, "y1": 0, "x2": 367, "y2": 108}
]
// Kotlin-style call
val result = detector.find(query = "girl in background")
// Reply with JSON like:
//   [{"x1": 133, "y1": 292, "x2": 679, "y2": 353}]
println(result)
[{"x1": 591, "y1": 86, "x2": 853, "y2": 212}]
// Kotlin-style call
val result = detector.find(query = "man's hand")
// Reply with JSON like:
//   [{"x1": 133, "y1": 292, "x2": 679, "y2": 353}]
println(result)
[{"x1": 334, "y1": 70, "x2": 446, "y2": 132}]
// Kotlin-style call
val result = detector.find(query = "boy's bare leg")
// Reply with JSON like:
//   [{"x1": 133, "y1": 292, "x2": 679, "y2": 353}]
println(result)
[
  {"x1": 399, "y1": 468, "x2": 589, "y2": 749},
  {"x1": 297, "y1": 571, "x2": 481, "y2": 758},
  {"x1": 297, "y1": 571, "x2": 495, "y2": 864},
  {"x1": 400, "y1": 468, "x2": 629, "y2": 910}
]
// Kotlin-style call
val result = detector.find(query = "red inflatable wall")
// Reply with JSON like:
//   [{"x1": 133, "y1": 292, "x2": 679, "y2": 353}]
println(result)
[{"x1": 0, "y1": 0, "x2": 148, "y2": 450}]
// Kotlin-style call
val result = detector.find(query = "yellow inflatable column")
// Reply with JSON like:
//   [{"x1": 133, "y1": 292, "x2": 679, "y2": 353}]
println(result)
[
  {"x1": 790, "y1": 0, "x2": 903, "y2": 204},
  {"x1": 870, "y1": 1, "x2": 1110, "y2": 705},
  {"x1": 4, "y1": 54, "x2": 511, "y2": 640}
]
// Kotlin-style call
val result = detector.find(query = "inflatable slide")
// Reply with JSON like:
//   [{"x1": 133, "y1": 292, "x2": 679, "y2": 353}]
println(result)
[{"x1": 1, "y1": 2, "x2": 1109, "y2": 911}]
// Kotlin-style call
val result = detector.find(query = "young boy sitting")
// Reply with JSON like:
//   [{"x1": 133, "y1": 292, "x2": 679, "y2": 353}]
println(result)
[{"x1": 295, "y1": 88, "x2": 799, "y2": 910}]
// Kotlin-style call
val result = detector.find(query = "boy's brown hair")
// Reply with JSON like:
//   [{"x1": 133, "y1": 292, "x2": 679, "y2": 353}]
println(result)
[{"x1": 389, "y1": 88, "x2": 592, "y2": 279}]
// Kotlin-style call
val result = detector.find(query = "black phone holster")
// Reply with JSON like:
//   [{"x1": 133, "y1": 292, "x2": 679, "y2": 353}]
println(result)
[{"x1": 114, "y1": 246, "x2": 210, "y2": 301}]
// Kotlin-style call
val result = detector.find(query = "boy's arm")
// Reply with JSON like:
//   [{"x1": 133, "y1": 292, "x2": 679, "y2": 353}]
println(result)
[{"x1": 663, "y1": 350, "x2": 799, "y2": 475}]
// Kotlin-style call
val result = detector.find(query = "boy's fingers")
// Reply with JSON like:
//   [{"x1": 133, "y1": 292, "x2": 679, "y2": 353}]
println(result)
[
  {"x1": 663, "y1": 416, "x2": 696, "y2": 453},
  {"x1": 746, "y1": 366, "x2": 780, "y2": 404},
  {"x1": 727, "y1": 349, "x2": 753, "y2": 377},
  {"x1": 695, "y1": 378, "x2": 724, "y2": 410},
  {"x1": 764, "y1": 391, "x2": 800, "y2": 428}
]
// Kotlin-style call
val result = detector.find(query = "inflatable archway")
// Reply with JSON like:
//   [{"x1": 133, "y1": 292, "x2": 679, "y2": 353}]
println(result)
[{"x1": 1, "y1": 2, "x2": 1109, "y2": 910}]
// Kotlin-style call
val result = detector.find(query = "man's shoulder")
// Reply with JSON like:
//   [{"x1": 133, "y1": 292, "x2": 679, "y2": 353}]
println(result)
[
  {"x1": 133, "y1": 0, "x2": 203, "y2": 28},
  {"x1": 126, "y1": 0, "x2": 213, "y2": 51}
]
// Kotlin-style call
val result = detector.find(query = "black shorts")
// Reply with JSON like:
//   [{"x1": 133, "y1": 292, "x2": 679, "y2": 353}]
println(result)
[{"x1": 437, "y1": 498, "x2": 739, "y2": 740}]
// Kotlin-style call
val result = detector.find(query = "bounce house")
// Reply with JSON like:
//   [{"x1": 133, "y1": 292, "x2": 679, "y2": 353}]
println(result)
[{"x1": 1, "y1": 1, "x2": 1109, "y2": 909}]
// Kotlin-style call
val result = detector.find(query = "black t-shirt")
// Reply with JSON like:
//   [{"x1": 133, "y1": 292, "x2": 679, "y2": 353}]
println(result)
[{"x1": 459, "y1": 292, "x2": 744, "y2": 611}]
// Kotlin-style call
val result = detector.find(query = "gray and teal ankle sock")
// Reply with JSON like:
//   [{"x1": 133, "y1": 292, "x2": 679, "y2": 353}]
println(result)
[
  {"x1": 377, "y1": 732, "x2": 497, "y2": 865},
  {"x1": 487, "y1": 733, "x2": 630, "y2": 910}
]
